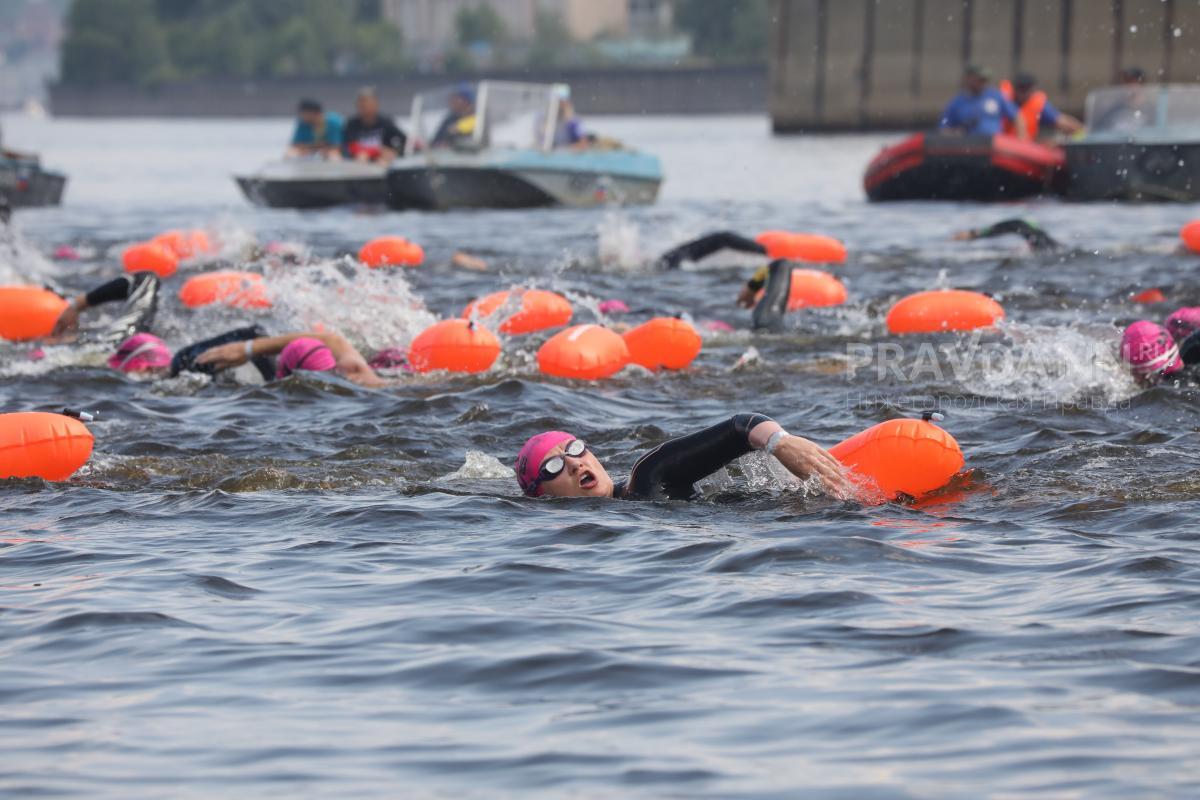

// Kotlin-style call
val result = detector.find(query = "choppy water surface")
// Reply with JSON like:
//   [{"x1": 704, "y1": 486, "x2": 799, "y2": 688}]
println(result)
[{"x1": 2, "y1": 115, "x2": 1200, "y2": 798}]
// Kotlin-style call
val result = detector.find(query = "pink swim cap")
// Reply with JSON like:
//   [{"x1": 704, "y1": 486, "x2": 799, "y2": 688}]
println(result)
[
  {"x1": 1165, "y1": 307, "x2": 1200, "y2": 343},
  {"x1": 599, "y1": 299, "x2": 629, "y2": 315},
  {"x1": 108, "y1": 333, "x2": 172, "y2": 373},
  {"x1": 515, "y1": 431, "x2": 575, "y2": 496},
  {"x1": 1120, "y1": 321, "x2": 1183, "y2": 380},
  {"x1": 277, "y1": 337, "x2": 336, "y2": 378}
]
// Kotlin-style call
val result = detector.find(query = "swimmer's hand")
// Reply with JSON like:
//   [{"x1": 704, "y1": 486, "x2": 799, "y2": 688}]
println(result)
[
  {"x1": 195, "y1": 342, "x2": 247, "y2": 370},
  {"x1": 736, "y1": 285, "x2": 757, "y2": 309},
  {"x1": 452, "y1": 251, "x2": 489, "y2": 271},
  {"x1": 49, "y1": 299, "x2": 82, "y2": 337},
  {"x1": 952, "y1": 230, "x2": 975, "y2": 242},
  {"x1": 772, "y1": 435, "x2": 853, "y2": 500}
]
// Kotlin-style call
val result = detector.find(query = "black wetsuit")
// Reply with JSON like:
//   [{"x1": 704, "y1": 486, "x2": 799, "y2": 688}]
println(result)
[
  {"x1": 613, "y1": 413, "x2": 770, "y2": 501},
  {"x1": 78, "y1": 272, "x2": 160, "y2": 345},
  {"x1": 657, "y1": 231, "x2": 766, "y2": 270},
  {"x1": 170, "y1": 325, "x2": 274, "y2": 381},
  {"x1": 969, "y1": 218, "x2": 1060, "y2": 251}
]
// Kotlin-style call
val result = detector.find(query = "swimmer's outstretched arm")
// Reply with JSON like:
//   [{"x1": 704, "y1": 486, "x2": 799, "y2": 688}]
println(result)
[
  {"x1": 621, "y1": 413, "x2": 850, "y2": 500},
  {"x1": 657, "y1": 231, "x2": 767, "y2": 270},
  {"x1": 196, "y1": 330, "x2": 388, "y2": 388},
  {"x1": 953, "y1": 218, "x2": 1060, "y2": 251},
  {"x1": 49, "y1": 272, "x2": 158, "y2": 338}
]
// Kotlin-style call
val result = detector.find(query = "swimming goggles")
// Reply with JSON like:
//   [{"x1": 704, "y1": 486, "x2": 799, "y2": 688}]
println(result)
[{"x1": 530, "y1": 439, "x2": 587, "y2": 493}]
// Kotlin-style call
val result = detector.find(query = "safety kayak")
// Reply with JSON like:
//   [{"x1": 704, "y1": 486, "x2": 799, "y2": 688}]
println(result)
[{"x1": 864, "y1": 132, "x2": 1065, "y2": 202}]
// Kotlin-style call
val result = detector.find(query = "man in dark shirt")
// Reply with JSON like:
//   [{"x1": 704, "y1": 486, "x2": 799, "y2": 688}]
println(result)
[
  {"x1": 431, "y1": 84, "x2": 478, "y2": 149},
  {"x1": 343, "y1": 87, "x2": 407, "y2": 163}
]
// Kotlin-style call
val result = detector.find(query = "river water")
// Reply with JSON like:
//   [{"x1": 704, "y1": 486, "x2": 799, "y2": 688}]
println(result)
[{"x1": 2, "y1": 115, "x2": 1199, "y2": 798}]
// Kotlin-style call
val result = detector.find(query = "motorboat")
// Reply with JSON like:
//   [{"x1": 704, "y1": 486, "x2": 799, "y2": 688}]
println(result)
[
  {"x1": 385, "y1": 81, "x2": 663, "y2": 211},
  {"x1": 864, "y1": 132, "x2": 1064, "y2": 202},
  {"x1": 0, "y1": 151, "x2": 66, "y2": 208},
  {"x1": 235, "y1": 159, "x2": 389, "y2": 209},
  {"x1": 1063, "y1": 84, "x2": 1200, "y2": 202}
]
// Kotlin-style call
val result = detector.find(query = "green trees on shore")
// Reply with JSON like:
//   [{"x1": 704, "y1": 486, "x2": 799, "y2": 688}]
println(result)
[{"x1": 60, "y1": 0, "x2": 405, "y2": 85}]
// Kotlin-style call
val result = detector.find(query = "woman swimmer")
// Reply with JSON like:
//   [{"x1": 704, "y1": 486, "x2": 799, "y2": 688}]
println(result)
[
  {"x1": 195, "y1": 330, "x2": 389, "y2": 387},
  {"x1": 515, "y1": 413, "x2": 852, "y2": 501},
  {"x1": 1119, "y1": 307, "x2": 1200, "y2": 385}
]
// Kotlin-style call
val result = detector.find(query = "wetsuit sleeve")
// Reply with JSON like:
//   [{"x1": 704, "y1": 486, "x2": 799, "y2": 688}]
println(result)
[
  {"x1": 171, "y1": 325, "x2": 268, "y2": 378},
  {"x1": 620, "y1": 413, "x2": 772, "y2": 501},
  {"x1": 1180, "y1": 331, "x2": 1200, "y2": 366},
  {"x1": 658, "y1": 231, "x2": 767, "y2": 269},
  {"x1": 84, "y1": 276, "x2": 135, "y2": 307},
  {"x1": 973, "y1": 218, "x2": 1059, "y2": 251}
]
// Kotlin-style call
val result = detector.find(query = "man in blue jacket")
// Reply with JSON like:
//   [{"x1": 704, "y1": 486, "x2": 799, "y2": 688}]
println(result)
[{"x1": 939, "y1": 65, "x2": 1026, "y2": 138}]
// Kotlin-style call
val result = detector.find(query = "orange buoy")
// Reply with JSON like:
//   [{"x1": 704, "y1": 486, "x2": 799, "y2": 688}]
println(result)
[
  {"x1": 0, "y1": 286, "x2": 68, "y2": 341},
  {"x1": 0, "y1": 412, "x2": 94, "y2": 481},
  {"x1": 623, "y1": 317, "x2": 702, "y2": 370},
  {"x1": 756, "y1": 268, "x2": 848, "y2": 311},
  {"x1": 407, "y1": 319, "x2": 500, "y2": 373},
  {"x1": 1131, "y1": 287, "x2": 1166, "y2": 304},
  {"x1": 886, "y1": 289, "x2": 1004, "y2": 334},
  {"x1": 1180, "y1": 220, "x2": 1200, "y2": 254},
  {"x1": 462, "y1": 289, "x2": 573, "y2": 335},
  {"x1": 122, "y1": 241, "x2": 179, "y2": 278},
  {"x1": 179, "y1": 271, "x2": 270, "y2": 309},
  {"x1": 756, "y1": 231, "x2": 847, "y2": 264},
  {"x1": 538, "y1": 324, "x2": 630, "y2": 380},
  {"x1": 830, "y1": 418, "x2": 963, "y2": 501},
  {"x1": 358, "y1": 236, "x2": 424, "y2": 268},
  {"x1": 153, "y1": 229, "x2": 213, "y2": 259}
]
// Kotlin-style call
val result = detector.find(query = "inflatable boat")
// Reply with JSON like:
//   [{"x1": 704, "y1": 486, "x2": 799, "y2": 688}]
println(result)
[
  {"x1": 864, "y1": 132, "x2": 1065, "y2": 202},
  {"x1": 1063, "y1": 84, "x2": 1200, "y2": 202}
]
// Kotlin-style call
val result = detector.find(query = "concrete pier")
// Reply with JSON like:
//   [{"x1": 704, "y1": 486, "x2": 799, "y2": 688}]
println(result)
[{"x1": 770, "y1": 0, "x2": 1200, "y2": 132}]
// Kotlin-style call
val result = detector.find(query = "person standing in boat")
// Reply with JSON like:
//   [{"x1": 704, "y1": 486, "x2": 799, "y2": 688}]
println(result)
[
  {"x1": 939, "y1": 65, "x2": 1026, "y2": 138},
  {"x1": 998, "y1": 74, "x2": 1083, "y2": 140},
  {"x1": 286, "y1": 99, "x2": 344, "y2": 160},
  {"x1": 343, "y1": 87, "x2": 407, "y2": 163}
]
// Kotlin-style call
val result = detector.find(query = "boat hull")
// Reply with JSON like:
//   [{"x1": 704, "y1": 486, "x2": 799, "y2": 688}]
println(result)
[
  {"x1": 0, "y1": 160, "x2": 66, "y2": 208},
  {"x1": 234, "y1": 161, "x2": 389, "y2": 209},
  {"x1": 864, "y1": 133, "x2": 1065, "y2": 202},
  {"x1": 1063, "y1": 141, "x2": 1200, "y2": 202},
  {"x1": 385, "y1": 150, "x2": 662, "y2": 211}
]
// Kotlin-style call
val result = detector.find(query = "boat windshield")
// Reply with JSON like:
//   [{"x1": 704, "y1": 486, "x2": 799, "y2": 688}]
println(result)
[
  {"x1": 1086, "y1": 84, "x2": 1200, "y2": 134},
  {"x1": 406, "y1": 81, "x2": 566, "y2": 155}
]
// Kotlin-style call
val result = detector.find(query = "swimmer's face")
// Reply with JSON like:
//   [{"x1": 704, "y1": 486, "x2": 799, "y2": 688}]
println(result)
[{"x1": 538, "y1": 441, "x2": 614, "y2": 498}]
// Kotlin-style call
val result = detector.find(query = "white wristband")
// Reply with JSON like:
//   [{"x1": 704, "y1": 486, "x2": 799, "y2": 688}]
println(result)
[
  {"x1": 765, "y1": 430, "x2": 790, "y2": 456},
  {"x1": 244, "y1": 339, "x2": 255, "y2": 359}
]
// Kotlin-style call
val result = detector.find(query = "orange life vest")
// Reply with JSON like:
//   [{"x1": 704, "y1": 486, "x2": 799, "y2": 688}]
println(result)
[{"x1": 999, "y1": 79, "x2": 1048, "y2": 139}]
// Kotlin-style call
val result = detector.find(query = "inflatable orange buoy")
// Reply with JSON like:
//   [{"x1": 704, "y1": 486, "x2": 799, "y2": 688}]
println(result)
[
  {"x1": 462, "y1": 289, "x2": 573, "y2": 335},
  {"x1": 886, "y1": 289, "x2": 1004, "y2": 334},
  {"x1": 0, "y1": 412, "x2": 94, "y2": 481},
  {"x1": 755, "y1": 268, "x2": 848, "y2": 311},
  {"x1": 122, "y1": 241, "x2": 179, "y2": 278},
  {"x1": 153, "y1": 229, "x2": 212, "y2": 259},
  {"x1": 0, "y1": 286, "x2": 68, "y2": 341},
  {"x1": 538, "y1": 324, "x2": 629, "y2": 380},
  {"x1": 179, "y1": 271, "x2": 270, "y2": 309},
  {"x1": 756, "y1": 231, "x2": 847, "y2": 264},
  {"x1": 623, "y1": 317, "x2": 702, "y2": 370},
  {"x1": 1180, "y1": 220, "x2": 1200, "y2": 254},
  {"x1": 1131, "y1": 287, "x2": 1166, "y2": 304},
  {"x1": 830, "y1": 418, "x2": 963, "y2": 501},
  {"x1": 407, "y1": 319, "x2": 500, "y2": 374},
  {"x1": 358, "y1": 236, "x2": 424, "y2": 268}
]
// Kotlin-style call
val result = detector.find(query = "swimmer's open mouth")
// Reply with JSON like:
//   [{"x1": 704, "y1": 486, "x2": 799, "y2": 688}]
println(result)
[{"x1": 580, "y1": 470, "x2": 597, "y2": 490}]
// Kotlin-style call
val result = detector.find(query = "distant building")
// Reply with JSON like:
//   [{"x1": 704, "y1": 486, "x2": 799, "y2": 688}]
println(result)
[{"x1": 382, "y1": 0, "x2": 678, "y2": 67}]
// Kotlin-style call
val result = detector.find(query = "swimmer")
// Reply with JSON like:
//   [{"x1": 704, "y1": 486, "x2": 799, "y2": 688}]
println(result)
[
  {"x1": 952, "y1": 218, "x2": 1060, "y2": 251},
  {"x1": 515, "y1": 413, "x2": 852, "y2": 501},
  {"x1": 1119, "y1": 308, "x2": 1200, "y2": 385},
  {"x1": 106, "y1": 326, "x2": 273, "y2": 381},
  {"x1": 48, "y1": 272, "x2": 160, "y2": 344},
  {"x1": 194, "y1": 330, "x2": 389, "y2": 388}
]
